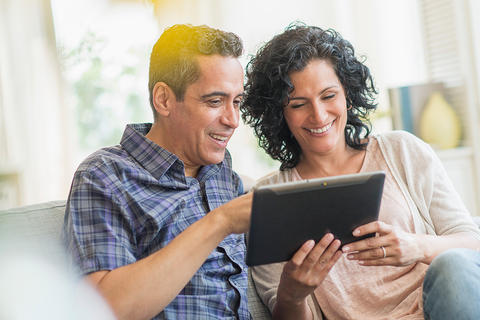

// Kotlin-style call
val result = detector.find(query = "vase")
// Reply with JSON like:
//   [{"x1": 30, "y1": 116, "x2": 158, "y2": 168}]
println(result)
[{"x1": 419, "y1": 92, "x2": 462, "y2": 149}]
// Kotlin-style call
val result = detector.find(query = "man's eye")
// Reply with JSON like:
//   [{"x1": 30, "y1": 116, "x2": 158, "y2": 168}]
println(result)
[
  {"x1": 208, "y1": 99, "x2": 222, "y2": 107},
  {"x1": 233, "y1": 99, "x2": 242, "y2": 107}
]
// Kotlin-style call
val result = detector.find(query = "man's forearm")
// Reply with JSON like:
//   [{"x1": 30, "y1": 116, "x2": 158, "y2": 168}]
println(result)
[{"x1": 89, "y1": 209, "x2": 231, "y2": 320}]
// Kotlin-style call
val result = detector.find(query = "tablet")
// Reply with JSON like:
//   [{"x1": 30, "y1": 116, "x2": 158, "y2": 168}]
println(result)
[{"x1": 246, "y1": 171, "x2": 385, "y2": 266}]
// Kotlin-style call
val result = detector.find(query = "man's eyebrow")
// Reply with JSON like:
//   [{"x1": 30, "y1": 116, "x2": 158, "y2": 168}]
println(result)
[
  {"x1": 201, "y1": 92, "x2": 228, "y2": 99},
  {"x1": 201, "y1": 92, "x2": 245, "y2": 99}
]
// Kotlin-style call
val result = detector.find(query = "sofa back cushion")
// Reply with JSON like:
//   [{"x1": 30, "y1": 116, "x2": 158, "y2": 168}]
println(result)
[{"x1": 0, "y1": 200, "x2": 66, "y2": 242}]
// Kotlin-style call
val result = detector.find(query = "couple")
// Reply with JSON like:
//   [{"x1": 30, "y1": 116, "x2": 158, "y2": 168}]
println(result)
[{"x1": 63, "y1": 23, "x2": 480, "y2": 319}]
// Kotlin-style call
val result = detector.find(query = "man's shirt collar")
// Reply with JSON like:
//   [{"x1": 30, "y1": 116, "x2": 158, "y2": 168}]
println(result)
[{"x1": 120, "y1": 123, "x2": 225, "y2": 185}]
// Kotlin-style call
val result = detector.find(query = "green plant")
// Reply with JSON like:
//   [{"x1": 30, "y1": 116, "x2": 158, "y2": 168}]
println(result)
[{"x1": 58, "y1": 31, "x2": 150, "y2": 153}]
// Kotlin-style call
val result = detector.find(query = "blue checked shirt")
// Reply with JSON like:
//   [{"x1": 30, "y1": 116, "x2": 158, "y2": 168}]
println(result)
[{"x1": 63, "y1": 123, "x2": 250, "y2": 319}]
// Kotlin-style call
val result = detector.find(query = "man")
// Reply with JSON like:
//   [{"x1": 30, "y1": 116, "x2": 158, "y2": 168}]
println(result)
[{"x1": 63, "y1": 24, "x2": 252, "y2": 319}]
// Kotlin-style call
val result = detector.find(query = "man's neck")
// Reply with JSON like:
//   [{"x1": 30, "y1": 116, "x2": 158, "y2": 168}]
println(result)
[
  {"x1": 146, "y1": 123, "x2": 200, "y2": 178},
  {"x1": 145, "y1": 122, "x2": 164, "y2": 147}
]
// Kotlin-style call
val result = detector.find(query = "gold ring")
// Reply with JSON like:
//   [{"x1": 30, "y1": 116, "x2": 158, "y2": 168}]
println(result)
[{"x1": 381, "y1": 246, "x2": 386, "y2": 259}]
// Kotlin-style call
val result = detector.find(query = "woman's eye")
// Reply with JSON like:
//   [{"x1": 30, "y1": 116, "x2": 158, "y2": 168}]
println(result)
[
  {"x1": 289, "y1": 103, "x2": 305, "y2": 109},
  {"x1": 323, "y1": 94, "x2": 335, "y2": 100}
]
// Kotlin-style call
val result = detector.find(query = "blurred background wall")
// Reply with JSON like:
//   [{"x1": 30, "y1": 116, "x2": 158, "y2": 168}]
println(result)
[{"x1": 1, "y1": 0, "x2": 479, "y2": 215}]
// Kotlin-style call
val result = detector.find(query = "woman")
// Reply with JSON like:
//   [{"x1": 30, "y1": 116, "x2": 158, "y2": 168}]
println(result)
[{"x1": 241, "y1": 24, "x2": 480, "y2": 320}]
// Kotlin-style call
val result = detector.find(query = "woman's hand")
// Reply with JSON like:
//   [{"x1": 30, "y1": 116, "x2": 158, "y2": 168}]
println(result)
[
  {"x1": 342, "y1": 221, "x2": 427, "y2": 266},
  {"x1": 277, "y1": 233, "x2": 342, "y2": 306}
]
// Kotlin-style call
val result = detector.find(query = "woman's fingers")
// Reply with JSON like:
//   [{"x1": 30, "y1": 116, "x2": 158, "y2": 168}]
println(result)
[
  {"x1": 290, "y1": 233, "x2": 341, "y2": 270},
  {"x1": 320, "y1": 245, "x2": 343, "y2": 271},
  {"x1": 303, "y1": 233, "x2": 335, "y2": 266},
  {"x1": 319, "y1": 239, "x2": 342, "y2": 265},
  {"x1": 328, "y1": 250, "x2": 344, "y2": 268},
  {"x1": 353, "y1": 221, "x2": 393, "y2": 237},
  {"x1": 342, "y1": 221, "x2": 394, "y2": 254},
  {"x1": 358, "y1": 256, "x2": 396, "y2": 266},
  {"x1": 280, "y1": 234, "x2": 343, "y2": 303},
  {"x1": 290, "y1": 239, "x2": 316, "y2": 267},
  {"x1": 342, "y1": 236, "x2": 384, "y2": 254},
  {"x1": 346, "y1": 246, "x2": 389, "y2": 261}
]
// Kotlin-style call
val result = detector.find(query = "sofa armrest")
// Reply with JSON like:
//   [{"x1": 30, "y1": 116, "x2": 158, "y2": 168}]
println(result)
[{"x1": 0, "y1": 200, "x2": 66, "y2": 243}]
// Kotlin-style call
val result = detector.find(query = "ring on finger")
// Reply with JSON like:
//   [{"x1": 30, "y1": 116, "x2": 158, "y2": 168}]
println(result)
[{"x1": 380, "y1": 246, "x2": 386, "y2": 259}]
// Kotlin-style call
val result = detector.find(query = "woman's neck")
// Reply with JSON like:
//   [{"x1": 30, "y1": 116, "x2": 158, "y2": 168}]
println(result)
[{"x1": 295, "y1": 144, "x2": 366, "y2": 179}]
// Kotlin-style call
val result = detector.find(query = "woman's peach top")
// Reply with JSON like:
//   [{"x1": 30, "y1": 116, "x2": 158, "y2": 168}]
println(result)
[
  {"x1": 312, "y1": 137, "x2": 426, "y2": 319},
  {"x1": 252, "y1": 136, "x2": 429, "y2": 320}
]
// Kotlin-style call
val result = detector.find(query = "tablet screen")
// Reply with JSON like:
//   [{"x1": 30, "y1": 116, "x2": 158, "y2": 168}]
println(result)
[{"x1": 246, "y1": 171, "x2": 385, "y2": 266}]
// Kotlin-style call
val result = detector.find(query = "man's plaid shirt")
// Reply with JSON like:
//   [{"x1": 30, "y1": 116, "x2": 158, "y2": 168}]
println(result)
[{"x1": 63, "y1": 123, "x2": 250, "y2": 319}]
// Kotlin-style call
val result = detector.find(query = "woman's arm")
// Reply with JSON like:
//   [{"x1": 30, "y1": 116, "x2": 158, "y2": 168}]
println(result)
[
  {"x1": 351, "y1": 132, "x2": 480, "y2": 267},
  {"x1": 342, "y1": 221, "x2": 480, "y2": 266}
]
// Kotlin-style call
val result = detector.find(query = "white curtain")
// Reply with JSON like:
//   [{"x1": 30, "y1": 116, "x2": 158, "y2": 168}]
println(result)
[{"x1": 0, "y1": 0, "x2": 75, "y2": 208}]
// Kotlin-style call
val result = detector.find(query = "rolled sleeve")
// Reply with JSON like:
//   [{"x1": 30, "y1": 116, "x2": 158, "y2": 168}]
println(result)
[{"x1": 64, "y1": 169, "x2": 137, "y2": 275}]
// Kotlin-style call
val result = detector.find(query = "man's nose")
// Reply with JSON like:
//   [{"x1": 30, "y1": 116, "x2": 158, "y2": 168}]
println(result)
[{"x1": 221, "y1": 103, "x2": 239, "y2": 129}]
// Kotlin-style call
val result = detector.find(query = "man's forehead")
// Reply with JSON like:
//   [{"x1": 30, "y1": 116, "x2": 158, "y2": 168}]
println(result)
[
  {"x1": 195, "y1": 54, "x2": 242, "y2": 73},
  {"x1": 188, "y1": 55, "x2": 244, "y2": 95}
]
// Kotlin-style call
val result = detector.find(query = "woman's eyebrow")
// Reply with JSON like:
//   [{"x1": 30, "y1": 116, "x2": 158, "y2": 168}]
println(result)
[
  {"x1": 289, "y1": 96, "x2": 307, "y2": 101},
  {"x1": 289, "y1": 85, "x2": 339, "y2": 100}
]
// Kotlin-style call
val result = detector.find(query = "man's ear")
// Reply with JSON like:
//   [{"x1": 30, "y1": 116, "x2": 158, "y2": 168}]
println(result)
[{"x1": 152, "y1": 82, "x2": 176, "y2": 117}]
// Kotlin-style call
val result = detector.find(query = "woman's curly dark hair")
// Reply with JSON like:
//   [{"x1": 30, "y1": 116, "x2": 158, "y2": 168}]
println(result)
[{"x1": 241, "y1": 24, "x2": 378, "y2": 170}]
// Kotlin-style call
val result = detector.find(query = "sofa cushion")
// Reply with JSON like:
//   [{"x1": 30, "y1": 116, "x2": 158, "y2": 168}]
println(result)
[
  {"x1": 0, "y1": 201, "x2": 117, "y2": 319},
  {"x1": 0, "y1": 200, "x2": 68, "y2": 264},
  {"x1": 0, "y1": 200, "x2": 66, "y2": 243}
]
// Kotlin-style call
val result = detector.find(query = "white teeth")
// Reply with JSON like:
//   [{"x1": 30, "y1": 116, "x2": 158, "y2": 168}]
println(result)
[
  {"x1": 210, "y1": 134, "x2": 228, "y2": 141},
  {"x1": 308, "y1": 122, "x2": 333, "y2": 134}
]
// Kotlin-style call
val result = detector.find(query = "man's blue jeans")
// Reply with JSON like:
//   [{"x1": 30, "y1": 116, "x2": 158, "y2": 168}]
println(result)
[{"x1": 423, "y1": 248, "x2": 480, "y2": 320}]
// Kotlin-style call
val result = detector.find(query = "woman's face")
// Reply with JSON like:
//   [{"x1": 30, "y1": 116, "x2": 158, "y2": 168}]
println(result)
[{"x1": 284, "y1": 59, "x2": 348, "y2": 158}]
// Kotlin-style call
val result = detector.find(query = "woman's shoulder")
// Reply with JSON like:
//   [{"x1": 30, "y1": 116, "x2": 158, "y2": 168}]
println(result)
[
  {"x1": 373, "y1": 130, "x2": 431, "y2": 153},
  {"x1": 372, "y1": 130, "x2": 436, "y2": 171},
  {"x1": 374, "y1": 130, "x2": 420, "y2": 143},
  {"x1": 255, "y1": 168, "x2": 294, "y2": 187}
]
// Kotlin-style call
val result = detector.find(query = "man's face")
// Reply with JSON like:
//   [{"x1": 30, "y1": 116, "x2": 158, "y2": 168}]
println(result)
[{"x1": 168, "y1": 55, "x2": 244, "y2": 173}]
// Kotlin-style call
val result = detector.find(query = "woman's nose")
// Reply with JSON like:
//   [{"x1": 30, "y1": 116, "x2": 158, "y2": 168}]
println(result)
[{"x1": 310, "y1": 102, "x2": 328, "y2": 123}]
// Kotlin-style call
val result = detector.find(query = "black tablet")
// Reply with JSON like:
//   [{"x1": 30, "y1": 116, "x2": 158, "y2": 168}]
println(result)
[{"x1": 246, "y1": 171, "x2": 385, "y2": 266}]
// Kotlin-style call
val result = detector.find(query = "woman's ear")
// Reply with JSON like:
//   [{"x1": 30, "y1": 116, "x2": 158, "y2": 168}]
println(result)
[{"x1": 152, "y1": 82, "x2": 175, "y2": 117}]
